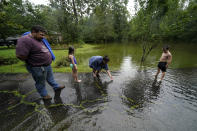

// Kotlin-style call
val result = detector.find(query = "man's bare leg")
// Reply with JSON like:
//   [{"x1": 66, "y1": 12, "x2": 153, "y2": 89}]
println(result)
[
  {"x1": 160, "y1": 72, "x2": 165, "y2": 81},
  {"x1": 155, "y1": 68, "x2": 160, "y2": 80}
]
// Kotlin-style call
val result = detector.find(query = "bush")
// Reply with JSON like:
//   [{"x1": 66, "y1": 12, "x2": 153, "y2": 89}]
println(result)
[
  {"x1": 55, "y1": 56, "x2": 70, "y2": 67},
  {"x1": 0, "y1": 57, "x2": 19, "y2": 65}
]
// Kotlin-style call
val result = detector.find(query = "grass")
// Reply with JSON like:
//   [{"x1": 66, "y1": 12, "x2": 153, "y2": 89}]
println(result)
[
  {"x1": 1, "y1": 43, "x2": 196, "y2": 73},
  {"x1": 0, "y1": 44, "x2": 96, "y2": 73}
]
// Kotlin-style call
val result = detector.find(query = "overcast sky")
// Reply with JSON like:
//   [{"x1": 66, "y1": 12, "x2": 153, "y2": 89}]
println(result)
[{"x1": 29, "y1": 0, "x2": 137, "y2": 16}]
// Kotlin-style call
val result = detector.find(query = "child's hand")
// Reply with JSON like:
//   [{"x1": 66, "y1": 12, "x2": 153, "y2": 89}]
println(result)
[{"x1": 74, "y1": 65, "x2": 77, "y2": 70}]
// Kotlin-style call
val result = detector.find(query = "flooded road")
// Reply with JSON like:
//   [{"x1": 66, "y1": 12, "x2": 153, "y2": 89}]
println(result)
[{"x1": 0, "y1": 56, "x2": 197, "y2": 130}]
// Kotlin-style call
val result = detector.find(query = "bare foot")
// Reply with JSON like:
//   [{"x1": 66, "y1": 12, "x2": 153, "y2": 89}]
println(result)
[{"x1": 157, "y1": 79, "x2": 162, "y2": 83}]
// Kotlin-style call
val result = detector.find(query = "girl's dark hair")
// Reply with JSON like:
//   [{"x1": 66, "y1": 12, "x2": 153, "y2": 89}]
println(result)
[
  {"x1": 103, "y1": 55, "x2": 110, "y2": 62},
  {"x1": 163, "y1": 45, "x2": 169, "y2": 50},
  {"x1": 31, "y1": 25, "x2": 46, "y2": 33},
  {"x1": 68, "y1": 46, "x2": 75, "y2": 54}
]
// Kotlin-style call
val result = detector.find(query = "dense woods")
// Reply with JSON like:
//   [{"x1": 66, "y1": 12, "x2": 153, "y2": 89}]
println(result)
[{"x1": 0, "y1": 0, "x2": 196, "y2": 44}]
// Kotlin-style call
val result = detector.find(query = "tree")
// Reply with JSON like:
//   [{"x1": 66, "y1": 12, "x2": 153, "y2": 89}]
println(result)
[
  {"x1": 0, "y1": 0, "x2": 51, "y2": 41},
  {"x1": 0, "y1": 0, "x2": 24, "y2": 40},
  {"x1": 129, "y1": 0, "x2": 197, "y2": 42}
]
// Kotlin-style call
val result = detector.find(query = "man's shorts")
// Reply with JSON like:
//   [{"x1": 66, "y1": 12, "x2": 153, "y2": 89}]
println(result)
[{"x1": 158, "y1": 62, "x2": 167, "y2": 72}]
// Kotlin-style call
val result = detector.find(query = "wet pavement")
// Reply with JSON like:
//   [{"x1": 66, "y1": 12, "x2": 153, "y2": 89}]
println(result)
[{"x1": 1, "y1": 59, "x2": 197, "y2": 130}]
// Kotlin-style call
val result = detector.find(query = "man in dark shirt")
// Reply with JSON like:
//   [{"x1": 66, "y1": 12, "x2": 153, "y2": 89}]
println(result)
[{"x1": 16, "y1": 25, "x2": 65, "y2": 100}]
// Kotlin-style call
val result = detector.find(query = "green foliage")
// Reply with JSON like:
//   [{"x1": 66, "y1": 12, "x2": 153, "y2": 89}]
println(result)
[
  {"x1": 0, "y1": 0, "x2": 196, "y2": 43},
  {"x1": 0, "y1": 48, "x2": 19, "y2": 65},
  {"x1": 0, "y1": 57, "x2": 19, "y2": 65},
  {"x1": 0, "y1": 0, "x2": 24, "y2": 39},
  {"x1": 0, "y1": 0, "x2": 52, "y2": 40},
  {"x1": 129, "y1": 0, "x2": 197, "y2": 42},
  {"x1": 49, "y1": 0, "x2": 129, "y2": 43},
  {"x1": 55, "y1": 56, "x2": 70, "y2": 67}
]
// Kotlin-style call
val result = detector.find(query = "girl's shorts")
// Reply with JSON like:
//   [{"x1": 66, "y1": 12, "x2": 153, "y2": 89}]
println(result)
[{"x1": 70, "y1": 64, "x2": 74, "y2": 69}]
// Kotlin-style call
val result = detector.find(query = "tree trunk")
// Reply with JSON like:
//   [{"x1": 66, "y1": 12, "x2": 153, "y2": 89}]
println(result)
[{"x1": 72, "y1": 0, "x2": 78, "y2": 25}]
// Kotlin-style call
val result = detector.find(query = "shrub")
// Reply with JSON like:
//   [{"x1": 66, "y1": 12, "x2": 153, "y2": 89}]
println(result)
[
  {"x1": 0, "y1": 57, "x2": 19, "y2": 65},
  {"x1": 55, "y1": 56, "x2": 70, "y2": 67}
]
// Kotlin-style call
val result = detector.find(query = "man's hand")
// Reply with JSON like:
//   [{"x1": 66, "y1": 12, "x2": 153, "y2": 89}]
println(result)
[
  {"x1": 106, "y1": 70, "x2": 113, "y2": 81},
  {"x1": 166, "y1": 64, "x2": 168, "y2": 68},
  {"x1": 16, "y1": 55, "x2": 27, "y2": 61},
  {"x1": 93, "y1": 72, "x2": 97, "y2": 77}
]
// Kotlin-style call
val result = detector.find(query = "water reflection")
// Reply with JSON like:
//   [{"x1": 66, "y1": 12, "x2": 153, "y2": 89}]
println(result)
[
  {"x1": 54, "y1": 90, "x2": 64, "y2": 104},
  {"x1": 77, "y1": 74, "x2": 112, "y2": 108},
  {"x1": 73, "y1": 83, "x2": 82, "y2": 105},
  {"x1": 122, "y1": 71, "x2": 159, "y2": 111},
  {"x1": 119, "y1": 60, "x2": 197, "y2": 130},
  {"x1": 119, "y1": 56, "x2": 162, "y2": 112},
  {"x1": 43, "y1": 90, "x2": 69, "y2": 124},
  {"x1": 151, "y1": 80, "x2": 161, "y2": 98},
  {"x1": 165, "y1": 69, "x2": 197, "y2": 110}
]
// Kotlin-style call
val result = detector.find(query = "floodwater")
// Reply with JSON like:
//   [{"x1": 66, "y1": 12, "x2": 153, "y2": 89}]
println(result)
[
  {"x1": 0, "y1": 43, "x2": 197, "y2": 130},
  {"x1": 75, "y1": 43, "x2": 197, "y2": 70}
]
